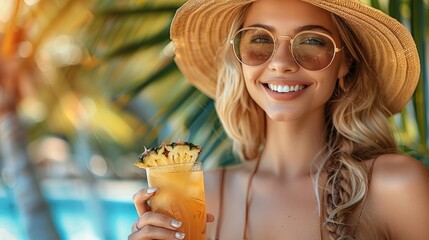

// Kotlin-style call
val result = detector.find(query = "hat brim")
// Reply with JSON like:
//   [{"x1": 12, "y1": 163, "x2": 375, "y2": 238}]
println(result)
[{"x1": 170, "y1": 0, "x2": 420, "y2": 114}]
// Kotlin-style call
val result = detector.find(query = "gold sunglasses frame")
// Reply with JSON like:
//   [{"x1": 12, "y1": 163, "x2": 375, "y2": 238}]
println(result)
[{"x1": 230, "y1": 27, "x2": 343, "y2": 71}]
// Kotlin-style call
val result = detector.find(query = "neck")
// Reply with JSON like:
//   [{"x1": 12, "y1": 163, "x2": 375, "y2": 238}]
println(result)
[{"x1": 259, "y1": 111, "x2": 327, "y2": 179}]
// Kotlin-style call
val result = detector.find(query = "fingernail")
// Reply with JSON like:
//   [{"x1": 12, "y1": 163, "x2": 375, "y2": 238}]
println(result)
[
  {"x1": 175, "y1": 232, "x2": 185, "y2": 239},
  {"x1": 146, "y1": 187, "x2": 158, "y2": 194},
  {"x1": 170, "y1": 219, "x2": 182, "y2": 228}
]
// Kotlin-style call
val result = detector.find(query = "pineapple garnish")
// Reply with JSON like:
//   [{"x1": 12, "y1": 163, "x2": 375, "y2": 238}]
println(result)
[{"x1": 135, "y1": 141, "x2": 202, "y2": 169}]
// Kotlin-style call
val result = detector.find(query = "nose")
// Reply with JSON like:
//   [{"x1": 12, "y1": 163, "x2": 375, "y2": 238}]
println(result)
[{"x1": 268, "y1": 41, "x2": 299, "y2": 73}]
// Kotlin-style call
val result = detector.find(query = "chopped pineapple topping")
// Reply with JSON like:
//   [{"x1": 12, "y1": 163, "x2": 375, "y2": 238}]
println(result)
[{"x1": 135, "y1": 141, "x2": 202, "y2": 169}]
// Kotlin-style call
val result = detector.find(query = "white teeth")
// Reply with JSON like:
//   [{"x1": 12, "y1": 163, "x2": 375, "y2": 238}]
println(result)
[{"x1": 268, "y1": 84, "x2": 305, "y2": 93}]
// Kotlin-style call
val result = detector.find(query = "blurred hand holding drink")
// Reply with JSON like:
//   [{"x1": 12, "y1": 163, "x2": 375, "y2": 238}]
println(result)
[{"x1": 135, "y1": 142, "x2": 206, "y2": 240}]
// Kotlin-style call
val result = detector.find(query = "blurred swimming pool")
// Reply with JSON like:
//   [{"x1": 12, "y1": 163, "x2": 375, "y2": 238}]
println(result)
[{"x1": 0, "y1": 179, "x2": 146, "y2": 240}]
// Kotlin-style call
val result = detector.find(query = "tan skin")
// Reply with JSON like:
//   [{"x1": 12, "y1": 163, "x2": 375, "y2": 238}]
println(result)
[{"x1": 129, "y1": 0, "x2": 429, "y2": 239}]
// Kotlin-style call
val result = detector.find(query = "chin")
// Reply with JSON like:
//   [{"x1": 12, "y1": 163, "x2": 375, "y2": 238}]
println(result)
[{"x1": 266, "y1": 111, "x2": 301, "y2": 122}]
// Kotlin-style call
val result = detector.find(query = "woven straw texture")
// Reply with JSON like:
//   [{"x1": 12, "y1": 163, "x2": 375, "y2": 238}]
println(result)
[{"x1": 170, "y1": 0, "x2": 420, "y2": 114}]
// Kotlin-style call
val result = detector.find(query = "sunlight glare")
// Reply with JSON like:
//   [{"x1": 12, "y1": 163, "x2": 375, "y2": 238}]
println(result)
[
  {"x1": 0, "y1": 0, "x2": 14, "y2": 24},
  {"x1": 89, "y1": 155, "x2": 108, "y2": 177},
  {"x1": 0, "y1": 228, "x2": 18, "y2": 240},
  {"x1": 24, "y1": 0, "x2": 40, "y2": 6},
  {"x1": 18, "y1": 41, "x2": 33, "y2": 58}
]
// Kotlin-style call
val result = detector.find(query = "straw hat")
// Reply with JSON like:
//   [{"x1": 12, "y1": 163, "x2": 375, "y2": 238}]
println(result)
[{"x1": 170, "y1": 0, "x2": 420, "y2": 114}]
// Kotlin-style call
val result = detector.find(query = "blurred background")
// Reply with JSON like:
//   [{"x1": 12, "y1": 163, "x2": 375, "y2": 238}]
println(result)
[{"x1": 0, "y1": 0, "x2": 427, "y2": 239}]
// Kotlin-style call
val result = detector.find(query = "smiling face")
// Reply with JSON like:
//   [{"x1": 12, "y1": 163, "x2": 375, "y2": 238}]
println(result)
[{"x1": 241, "y1": 0, "x2": 350, "y2": 122}]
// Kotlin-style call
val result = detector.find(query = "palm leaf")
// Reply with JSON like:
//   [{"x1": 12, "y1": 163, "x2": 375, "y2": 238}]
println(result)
[
  {"x1": 383, "y1": 0, "x2": 429, "y2": 164},
  {"x1": 79, "y1": 0, "x2": 239, "y2": 168},
  {"x1": 410, "y1": 0, "x2": 428, "y2": 162}
]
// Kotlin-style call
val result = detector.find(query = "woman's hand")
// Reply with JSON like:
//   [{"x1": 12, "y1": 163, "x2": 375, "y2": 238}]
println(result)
[
  {"x1": 128, "y1": 187, "x2": 184, "y2": 240},
  {"x1": 128, "y1": 187, "x2": 215, "y2": 240}
]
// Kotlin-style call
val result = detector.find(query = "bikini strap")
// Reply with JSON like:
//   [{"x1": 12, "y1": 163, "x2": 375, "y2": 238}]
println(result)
[
  {"x1": 204, "y1": 167, "x2": 225, "y2": 240},
  {"x1": 213, "y1": 159, "x2": 259, "y2": 240}
]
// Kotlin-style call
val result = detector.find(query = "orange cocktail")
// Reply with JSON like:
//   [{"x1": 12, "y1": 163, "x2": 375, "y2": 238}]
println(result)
[{"x1": 146, "y1": 162, "x2": 206, "y2": 240}]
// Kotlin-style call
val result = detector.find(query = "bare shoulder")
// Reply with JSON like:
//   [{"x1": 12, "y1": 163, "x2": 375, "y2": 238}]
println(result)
[
  {"x1": 203, "y1": 164, "x2": 246, "y2": 205},
  {"x1": 369, "y1": 153, "x2": 429, "y2": 209},
  {"x1": 368, "y1": 153, "x2": 429, "y2": 240},
  {"x1": 204, "y1": 163, "x2": 245, "y2": 182},
  {"x1": 370, "y1": 153, "x2": 429, "y2": 190}
]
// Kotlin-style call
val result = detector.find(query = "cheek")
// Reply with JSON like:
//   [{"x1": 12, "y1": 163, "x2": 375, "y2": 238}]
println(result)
[
  {"x1": 306, "y1": 64, "x2": 341, "y2": 101},
  {"x1": 242, "y1": 65, "x2": 266, "y2": 85},
  {"x1": 316, "y1": 71, "x2": 340, "y2": 99},
  {"x1": 242, "y1": 65, "x2": 263, "y2": 92},
  {"x1": 242, "y1": 66, "x2": 267, "y2": 108},
  {"x1": 322, "y1": 58, "x2": 344, "y2": 88},
  {"x1": 242, "y1": 69, "x2": 252, "y2": 86},
  {"x1": 242, "y1": 65, "x2": 255, "y2": 83}
]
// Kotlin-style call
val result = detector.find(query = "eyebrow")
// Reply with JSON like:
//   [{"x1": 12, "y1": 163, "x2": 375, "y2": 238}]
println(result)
[
  {"x1": 298, "y1": 25, "x2": 333, "y2": 35},
  {"x1": 246, "y1": 24, "x2": 334, "y2": 35}
]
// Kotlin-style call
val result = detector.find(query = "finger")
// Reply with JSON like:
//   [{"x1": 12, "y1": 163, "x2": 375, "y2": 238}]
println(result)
[
  {"x1": 137, "y1": 211, "x2": 182, "y2": 231},
  {"x1": 131, "y1": 220, "x2": 139, "y2": 233},
  {"x1": 132, "y1": 187, "x2": 158, "y2": 217},
  {"x1": 206, "y1": 213, "x2": 215, "y2": 223},
  {"x1": 129, "y1": 225, "x2": 185, "y2": 240}
]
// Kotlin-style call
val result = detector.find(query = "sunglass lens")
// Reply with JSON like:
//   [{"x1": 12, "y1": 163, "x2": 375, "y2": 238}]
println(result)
[
  {"x1": 233, "y1": 29, "x2": 275, "y2": 66},
  {"x1": 292, "y1": 32, "x2": 335, "y2": 70}
]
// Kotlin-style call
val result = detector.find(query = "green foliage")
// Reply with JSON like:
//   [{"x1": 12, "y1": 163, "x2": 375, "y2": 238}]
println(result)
[
  {"x1": 82, "y1": 0, "x2": 240, "y2": 170},
  {"x1": 349, "y1": 0, "x2": 428, "y2": 164}
]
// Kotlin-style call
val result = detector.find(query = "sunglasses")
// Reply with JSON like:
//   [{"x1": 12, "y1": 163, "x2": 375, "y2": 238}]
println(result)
[{"x1": 230, "y1": 27, "x2": 343, "y2": 71}]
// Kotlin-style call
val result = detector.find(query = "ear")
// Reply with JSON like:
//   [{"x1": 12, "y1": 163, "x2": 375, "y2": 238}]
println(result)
[{"x1": 337, "y1": 55, "x2": 352, "y2": 79}]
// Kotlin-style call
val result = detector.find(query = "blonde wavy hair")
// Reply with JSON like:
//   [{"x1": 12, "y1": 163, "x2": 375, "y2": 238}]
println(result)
[{"x1": 215, "y1": 4, "x2": 397, "y2": 240}]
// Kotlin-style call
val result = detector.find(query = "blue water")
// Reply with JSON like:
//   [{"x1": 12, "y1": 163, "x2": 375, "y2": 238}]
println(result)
[
  {"x1": 0, "y1": 180, "x2": 145, "y2": 240},
  {"x1": 0, "y1": 197, "x2": 23, "y2": 239}
]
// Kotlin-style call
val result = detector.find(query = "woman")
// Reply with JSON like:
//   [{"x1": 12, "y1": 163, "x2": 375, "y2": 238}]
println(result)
[{"x1": 129, "y1": 0, "x2": 429, "y2": 239}]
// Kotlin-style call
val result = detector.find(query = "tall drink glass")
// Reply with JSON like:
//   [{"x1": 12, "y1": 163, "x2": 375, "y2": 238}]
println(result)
[{"x1": 146, "y1": 162, "x2": 206, "y2": 240}]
